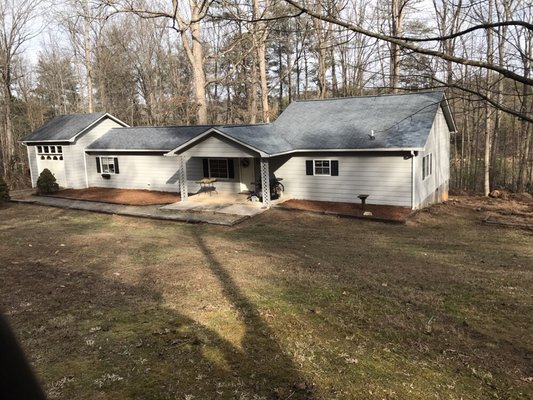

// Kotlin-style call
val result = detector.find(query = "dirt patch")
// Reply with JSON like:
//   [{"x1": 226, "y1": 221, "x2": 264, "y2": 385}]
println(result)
[
  {"x1": 49, "y1": 188, "x2": 181, "y2": 206},
  {"x1": 279, "y1": 199, "x2": 412, "y2": 221},
  {"x1": 447, "y1": 195, "x2": 533, "y2": 228}
]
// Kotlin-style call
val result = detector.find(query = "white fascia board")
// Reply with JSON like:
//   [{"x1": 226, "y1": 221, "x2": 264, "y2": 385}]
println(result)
[
  {"x1": 69, "y1": 113, "x2": 130, "y2": 143},
  {"x1": 269, "y1": 147, "x2": 423, "y2": 157},
  {"x1": 84, "y1": 149, "x2": 169, "y2": 153},
  {"x1": 164, "y1": 127, "x2": 267, "y2": 158},
  {"x1": 22, "y1": 140, "x2": 71, "y2": 144}
]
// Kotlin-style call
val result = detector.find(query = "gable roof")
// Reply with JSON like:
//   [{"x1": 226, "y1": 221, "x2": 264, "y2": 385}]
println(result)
[
  {"x1": 270, "y1": 91, "x2": 451, "y2": 152},
  {"x1": 86, "y1": 126, "x2": 212, "y2": 151},
  {"x1": 21, "y1": 112, "x2": 127, "y2": 143},
  {"x1": 36, "y1": 91, "x2": 453, "y2": 156}
]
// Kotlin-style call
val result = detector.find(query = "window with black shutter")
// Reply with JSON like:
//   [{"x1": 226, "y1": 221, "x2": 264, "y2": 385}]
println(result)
[
  {"x1": 98, "y1": 157, "x2": 120, "y2": 174},
  {"x1": 307, "y1": 159, "x2": 339, "y2": 176}
]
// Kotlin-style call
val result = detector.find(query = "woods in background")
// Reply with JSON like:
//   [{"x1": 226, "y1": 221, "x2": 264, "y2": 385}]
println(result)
[{"x1": 0, "y1": 0, "x2": 531, "y2": 193}]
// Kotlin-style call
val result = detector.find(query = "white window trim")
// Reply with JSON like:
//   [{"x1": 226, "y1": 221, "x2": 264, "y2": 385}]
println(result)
[
  {"x1": 208, "y1": 158, "x2": 229, "y2": 179},
  {"x1": 37, "y1": 145, "x2": 63, "y2": 161},
  {"x1": 100, "y1": 156, "x2": 118, "y2": 174},
  {"x1": 422, "y1": 153, "x2": 433, "y2": 180},
  {"x1": 313, "y1": 159, "x2": 331, "y2": 176},
  {"x1": 37, "y1": 145, "x2": 63, "y2": 155}
]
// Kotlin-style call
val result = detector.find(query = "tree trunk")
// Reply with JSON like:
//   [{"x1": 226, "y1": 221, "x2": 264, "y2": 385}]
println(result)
[
  {"x1": 82, "y1": 0, "x2": 94, "y2": 112},
  {"x1": 173, "y1": 0, "x2": 208, "y2": 124},
  {"x1": 390, "y1": 0, "x2": 405, "y2": 92},
  {"x1": 252, "y1": 0, "x2": 270, "y2": 123}
]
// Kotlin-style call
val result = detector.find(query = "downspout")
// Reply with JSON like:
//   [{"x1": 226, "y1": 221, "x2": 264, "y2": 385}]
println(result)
[
  {"x1": 411, "y1": 151, "x2": 416, "y2": 210},
  {"x1": 83, "y1": 151, "x2": 90, "y2": 189}
]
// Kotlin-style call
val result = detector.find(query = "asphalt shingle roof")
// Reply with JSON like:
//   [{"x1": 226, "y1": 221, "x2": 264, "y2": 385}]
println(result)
[
  {"x1": 87, "y1": 126, "x2": 212, "y2": 151},
  {"x1": 216, "y1": 124, "x2": 290, "y2": 154},
  {"x1": 27, "y1": 92, "x2": 449, "y2": 154},
  {"x1": 22, "y1": 112, "x2": 108, "y2": 142},
  {"x1": 271, "y1": 91, "x2": 445, "y2": 151}
]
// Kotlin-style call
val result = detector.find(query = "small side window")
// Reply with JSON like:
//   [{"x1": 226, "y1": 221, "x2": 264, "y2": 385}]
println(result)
[{"x1": 422, "y1": 154, "x2": 433, "y2": 180}]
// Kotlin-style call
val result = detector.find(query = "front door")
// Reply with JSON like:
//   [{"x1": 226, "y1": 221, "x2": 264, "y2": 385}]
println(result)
[{"x1": 239, "y1": 158, "x2": 255, "y2": 192}]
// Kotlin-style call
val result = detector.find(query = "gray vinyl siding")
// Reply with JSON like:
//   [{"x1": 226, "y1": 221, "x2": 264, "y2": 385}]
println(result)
[
  {"x1": 27, "y1": 146, "x2": 39, "y2": 187},
  {"x1": 271, "y1": 153, "x2": 412, "y2": 207},
  {"x1": 64, "y1": 118, "x2": 123, "y2": 189},
  {"x1": 86, "y1": 155, "x2": 242, "y2": 193},
  {"x1": 87, "y1": 155, "x2": 181, "y2": 192},
  {"x1": 414, "y1": 108, "x2": 450, "y2": 208}
]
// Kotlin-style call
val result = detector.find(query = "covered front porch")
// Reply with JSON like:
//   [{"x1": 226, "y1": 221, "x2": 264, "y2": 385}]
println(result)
[
  {"x1": 165, "y1": 129, "x2": 275, "y2": 207},
  {"x1": 160, "y1": 191, "x2": 269, "y2": 217}
]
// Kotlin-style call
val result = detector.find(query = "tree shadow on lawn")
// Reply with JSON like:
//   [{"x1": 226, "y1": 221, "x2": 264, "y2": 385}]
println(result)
[
  {"x1": 210, "y1": 211, "x2": 533, "y2": 398},
  {"x1": 1, "y1": 236, "x2": 314, "y2": 400}
]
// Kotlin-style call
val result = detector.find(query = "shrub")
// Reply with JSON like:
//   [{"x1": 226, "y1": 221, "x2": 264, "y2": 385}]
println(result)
[
  {"x1": 0, "y1": 175, "x2": 9, "y2": 202},
  {"x1": 37, "y1": 169, "x2": 59, "y2": 195}
]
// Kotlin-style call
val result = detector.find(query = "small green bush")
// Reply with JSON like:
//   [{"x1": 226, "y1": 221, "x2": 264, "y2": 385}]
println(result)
[
  {"x1": 0, "y1": 175, "x2": 9, "y2": 202},
  {"x1": 37, "y1": 168, "x2": 59, "y2": 194}
]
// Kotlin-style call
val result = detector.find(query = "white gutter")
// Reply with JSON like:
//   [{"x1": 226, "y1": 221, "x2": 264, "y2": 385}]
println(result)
[
  {"x1": 269, "y1": 147, "x2": 423, "y2": 157},
  {"x1": 83, "y1": 152, "x2": 89, "y2": 188}
]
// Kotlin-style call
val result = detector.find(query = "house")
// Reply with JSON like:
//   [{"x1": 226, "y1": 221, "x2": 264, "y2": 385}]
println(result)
[
  {"x1": 22, "y1": 91, "x2": 456, "y2": 210},
  {"x1": 22, "y1": 112, "x2": 128, "y2": 189}
]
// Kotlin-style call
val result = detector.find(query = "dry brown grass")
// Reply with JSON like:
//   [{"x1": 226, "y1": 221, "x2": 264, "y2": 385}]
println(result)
[{"x1": 0, "y1": 197, "x2": 531, "y2": 399}]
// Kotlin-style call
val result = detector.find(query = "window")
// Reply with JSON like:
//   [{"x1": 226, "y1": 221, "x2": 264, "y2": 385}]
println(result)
[
  {"x1": 306, "y1": 160, "x2": 339, "y2": 176},
  {"x1": 97, "y1": 156, "x2": 119, "y2": 174},
  {"x1": 209, "y1": 159, "x2": 229, "y2": 179},
  {"x1": 422, "y1": 153, "x2": 433, "y2": 180},
  {"x1": 36, "y1": 145, "x2": 63, "y2": 161},
  {"x1": 314, "y1": 160, "x2": 331, "y2": 176}
]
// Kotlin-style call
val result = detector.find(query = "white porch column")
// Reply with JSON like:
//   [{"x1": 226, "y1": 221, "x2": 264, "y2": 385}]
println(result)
[
  {"x1": 179, "y1": 155, "x2": 188, "y2": 202},
  {"x1": 260, "y1": 158, "x2": 271, "y2": 207}
]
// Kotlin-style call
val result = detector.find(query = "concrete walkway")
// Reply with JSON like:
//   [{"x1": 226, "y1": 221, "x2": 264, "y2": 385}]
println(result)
[
  {"x1": 9, "y1": 190, "x2": 252, "y2": 226},
  {"x1": 161, "y1": 192, "x2": 266, "y2": 217}
]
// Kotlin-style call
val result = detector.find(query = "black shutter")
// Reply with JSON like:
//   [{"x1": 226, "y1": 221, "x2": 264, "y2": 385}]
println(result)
[
  {"x1": 331, "y1": 160, "x2": 339, "y2": 176},
  {"x1": 228, "y1": 159, "x2": 235, "y2": 179},
  {"x1": 202, "y1": 158, "x2": 209, "y2": 177},
  {"x1": 114, "y1": 158, "x2": 120, "y2": 174},
  {"x1": 96, "y1": 157, "x2": 101, "y2": 173},
  {"x1": 306, "y1": 160, "x2": 313, "y2": 175}
]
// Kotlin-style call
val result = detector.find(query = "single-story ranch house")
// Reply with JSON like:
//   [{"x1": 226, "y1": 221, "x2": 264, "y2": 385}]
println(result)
[{"x1": 22, "y1": 91, "x2": 456, "y2": 209}]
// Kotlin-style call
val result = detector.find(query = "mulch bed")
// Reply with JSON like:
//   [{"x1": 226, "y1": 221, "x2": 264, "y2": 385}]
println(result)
[
  {"x1": 49, "y1": 188, "x2": 181, "y2": 206},
  {"x1": 278, "y1": 199, "x2": 412, "y2": 221}
]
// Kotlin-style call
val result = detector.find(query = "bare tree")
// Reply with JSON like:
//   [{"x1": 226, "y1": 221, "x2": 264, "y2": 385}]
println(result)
[{"x1": 0, "y1": 0, "x2": 42, "y2": 184}]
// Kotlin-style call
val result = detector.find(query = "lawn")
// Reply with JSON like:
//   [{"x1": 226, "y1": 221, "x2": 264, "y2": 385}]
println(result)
[{"x1": 0, "y1": 199, "x2": 531, "y2": 399}]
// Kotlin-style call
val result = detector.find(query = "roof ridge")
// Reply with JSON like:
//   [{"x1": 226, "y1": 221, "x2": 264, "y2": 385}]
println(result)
[
  {"x1": 110, "y1": 124, "x2": 215, "y2": 129},
  {"x1": 291, "y1": 90, "x2": 444, "y2": 104}
]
